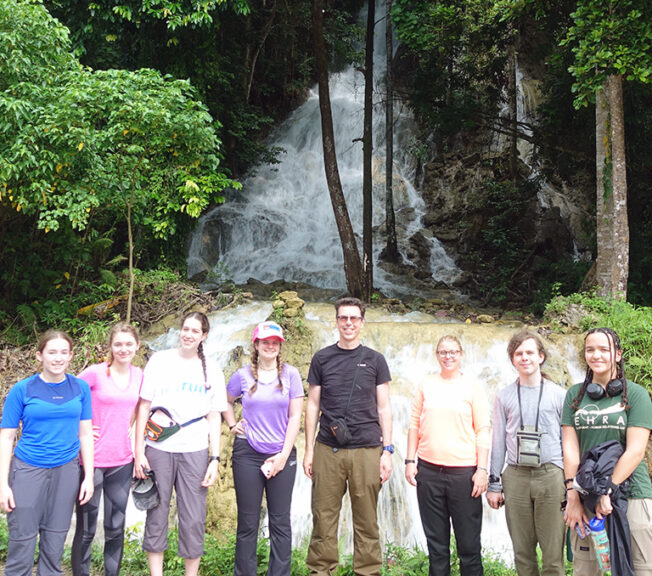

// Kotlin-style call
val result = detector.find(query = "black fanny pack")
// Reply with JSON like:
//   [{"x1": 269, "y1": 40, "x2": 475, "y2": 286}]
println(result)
[{"x1": 330, "y1": 419, "x2": 352, "y2": 445}]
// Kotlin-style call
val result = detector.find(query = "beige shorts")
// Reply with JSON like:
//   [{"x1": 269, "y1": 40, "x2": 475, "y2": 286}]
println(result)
[{"x1": 570, "y1": 498, "x2": 652, "y2": 576}]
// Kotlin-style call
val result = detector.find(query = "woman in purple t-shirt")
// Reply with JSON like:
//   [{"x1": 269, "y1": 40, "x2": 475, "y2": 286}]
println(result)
[
  {"x1": 223, "y1": 321, "x2": 304, "y2": 576},
  {"x1": 71, "y1": 322, "x2": 143, "y2": 576}
]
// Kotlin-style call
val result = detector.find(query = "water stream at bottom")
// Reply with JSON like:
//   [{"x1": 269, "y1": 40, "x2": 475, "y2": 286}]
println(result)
[{"x1": 122, "y1": 300, "x2": 584, "y2": 563}]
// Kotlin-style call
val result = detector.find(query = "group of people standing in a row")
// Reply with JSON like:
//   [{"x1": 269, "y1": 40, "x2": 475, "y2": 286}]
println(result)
[{"x1": 0, "y1": 296, "x2": 650, "y2": 576}]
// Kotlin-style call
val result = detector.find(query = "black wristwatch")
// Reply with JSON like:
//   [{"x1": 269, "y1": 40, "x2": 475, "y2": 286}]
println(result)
[
  {"x1": 209, "y1": 456, "x2": 221, "y2": 463},
  {"x1": 382, "y1": 444, "x2": 395, "y2": 454}
]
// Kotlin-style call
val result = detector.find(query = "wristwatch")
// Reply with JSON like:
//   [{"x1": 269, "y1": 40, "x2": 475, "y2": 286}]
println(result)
[
  {"x1": 209, "y1": 456, "x2": 221, "y2": 463},
  {"x1": 382, "y1": 444, "x2": 395, "y2": 454},
  {"x1": 606, "y1": 478, "x2": 619, "y2": 495}
]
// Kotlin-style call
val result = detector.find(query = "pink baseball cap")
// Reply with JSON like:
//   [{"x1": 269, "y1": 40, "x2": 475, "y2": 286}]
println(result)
[{"x1": 252, "y1": 321, "x2": 285, "y2": 342}]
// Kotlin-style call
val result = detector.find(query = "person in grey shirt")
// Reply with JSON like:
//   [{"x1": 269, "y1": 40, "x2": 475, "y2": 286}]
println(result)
[{"x1": 487, "y1": 331, "x2": 567, "y2": 576}]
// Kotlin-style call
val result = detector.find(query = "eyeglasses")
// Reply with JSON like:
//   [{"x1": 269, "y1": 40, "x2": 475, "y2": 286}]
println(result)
[
  {"x1": 336, "y1": 315, "x2": 363, "y2": 323},
  {"x1": 437, "y1": 350, "x2": 460, "y2": 358}
]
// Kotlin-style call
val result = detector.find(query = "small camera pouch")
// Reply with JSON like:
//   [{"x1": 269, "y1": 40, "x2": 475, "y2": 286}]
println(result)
[
  {"x1": 516, "y1": 425, "x2": 542, "y2": 467},
  {"x1": 330, "y1": 418, "x2": 352, "y2": 446}
]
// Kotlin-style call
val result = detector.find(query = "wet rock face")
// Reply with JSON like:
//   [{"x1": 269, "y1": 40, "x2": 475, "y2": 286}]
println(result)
[{"x1": 419, "y1": 149, "x2": 591, "y2": 301}]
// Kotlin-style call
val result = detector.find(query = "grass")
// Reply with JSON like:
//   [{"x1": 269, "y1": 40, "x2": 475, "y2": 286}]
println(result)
[{"x1": 0, "y1": 519, "x2": 522, "y2": 575}]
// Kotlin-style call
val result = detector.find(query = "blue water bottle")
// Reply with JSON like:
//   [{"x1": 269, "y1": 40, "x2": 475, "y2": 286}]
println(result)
[{"x1": 589, "y1": 516, "x2": 611, "y2": 572}]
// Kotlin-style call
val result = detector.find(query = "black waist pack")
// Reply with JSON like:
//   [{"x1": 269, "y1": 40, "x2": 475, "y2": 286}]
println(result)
[{"x1": 330, "y1": 418, "x2": 352, "y2": 445}]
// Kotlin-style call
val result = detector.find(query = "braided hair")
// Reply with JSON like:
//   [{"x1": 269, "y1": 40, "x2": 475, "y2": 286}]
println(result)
[
  {"x1": 249, "y1": 342, "x2": 284, "y2": 395},
  {"x1": 181, "y1": 311, "x2": 211, "y2": 389},
  {"x1": 570, "y1": 327, "x2": 629, "y2": 412}
]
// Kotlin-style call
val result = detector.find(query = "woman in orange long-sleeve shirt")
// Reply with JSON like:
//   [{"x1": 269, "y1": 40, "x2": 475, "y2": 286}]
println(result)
[{"x1": 405, "y1": 335, "x2": 491, "y2": 576}]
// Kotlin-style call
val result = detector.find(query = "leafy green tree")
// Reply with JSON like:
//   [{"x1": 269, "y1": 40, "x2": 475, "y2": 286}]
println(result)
[
  {"x1": 1, "y1": 0, "x2": 238, "y2": 320},
  {"x1": 391, "y1": 0, "x2": 508, "y2": 143},
  {"x1": 497, "y1": 0, "x2": 651, "y2": 301},
  {"x1": 562, "y1": 0, "x2": 651, "y2": 300},
  {"x1": 45, "y1": 0, "x2": 317, "y2": 175}
]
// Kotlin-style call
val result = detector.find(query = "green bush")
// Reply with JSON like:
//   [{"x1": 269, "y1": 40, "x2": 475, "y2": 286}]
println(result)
[
  {"x1": 1, "y1": 266, "x2": 179, "y2": 346},
  {"x1": 1, "y1": 519, "x2": 521, "y2": 575},
  {"x1": 545, "y1": 292, "x2": 652, "y2": 394}
]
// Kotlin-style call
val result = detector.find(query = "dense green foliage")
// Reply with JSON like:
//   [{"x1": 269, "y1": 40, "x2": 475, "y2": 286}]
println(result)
[
  {"x1": 0, "y1": 520, "x2": 522, "y2": 575},
  {"x1": 562, "y1": 0, "x2": 651, "y2": 108},
  {"x1": 1, "y1": 0, "x2": 650, "y2": 322},
  {"x1": 479, "y1": 179, "x2": 586, "y2": 310},
  {"x1": 392, "y1": 0, "x2": 507, "y2": 141},
  {"x1": 0, "y1": 0, "x2": 239, "y2": 330},
  {"x1": 545, "y1": 292, "x2": 652, "y2": 393},
  {"x1": 45, "y1": 0, "x2": 362, "y2": 174},
  {"x1": 1, "y1": 267, "x2": 185, "y2": 348}
]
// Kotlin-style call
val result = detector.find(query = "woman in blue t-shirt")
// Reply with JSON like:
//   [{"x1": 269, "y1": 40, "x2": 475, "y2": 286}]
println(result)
[
  {"x1": 0, "y1": 329, "x2": 94, "y2": 575},
  {"x1": 223, "y1": 321, "x2": 304, "y2": 576}
]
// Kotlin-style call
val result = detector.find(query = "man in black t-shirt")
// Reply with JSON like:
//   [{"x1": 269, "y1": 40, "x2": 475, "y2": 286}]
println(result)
[{"x1": 303, "y1": 297, "x2": 393, "y2": 576}]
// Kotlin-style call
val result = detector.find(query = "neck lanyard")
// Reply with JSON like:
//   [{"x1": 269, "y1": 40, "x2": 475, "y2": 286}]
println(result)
[{"x1": 517, "y1": 378, "x2": 544, "y2": 431}]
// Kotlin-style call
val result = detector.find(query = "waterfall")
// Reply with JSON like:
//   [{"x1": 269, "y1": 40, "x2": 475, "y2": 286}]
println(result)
[
  {"x1": 128, "y1": 301, "x2": 584, "y2": 563},
  {"x1": 187, "y1": 0, "x2": 460, "y2": 296}
]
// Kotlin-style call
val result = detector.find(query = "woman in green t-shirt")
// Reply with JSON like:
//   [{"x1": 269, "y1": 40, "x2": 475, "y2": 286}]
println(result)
[{"x1": 561, "y1": 327, "x2": 652, "y2": 576}]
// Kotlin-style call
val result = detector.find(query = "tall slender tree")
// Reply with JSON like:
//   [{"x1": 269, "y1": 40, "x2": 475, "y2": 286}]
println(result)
[
  {"x1": 594, "y1": 76, "x2": 629, "y2": 298},
  {"x1": 362, "y1": 0, "x2": 375, "y2": 301},
  {"x1": 383, "y1": 0, "x2": 399, "y2": 263},
  {"x1": 313, "y1": 0, "x2": 364, "y2": 297},
  {"x1": 564, "y1": 0, "x2": 649, "y2": 299},
  {"x1": 506, "y1": 26, "x2": 518, "y2": 183}
]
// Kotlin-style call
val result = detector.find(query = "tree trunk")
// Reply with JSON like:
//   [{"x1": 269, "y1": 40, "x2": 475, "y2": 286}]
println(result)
[
  {"x1": 382, "y1": 0, "x2": 399, "y2": 263},
  {"x1": 313, "y1": 0, "x2": 363, "y2": 297},
  {"x1": 243, "y1": 1, "x2": 277, "y2": 103},
  {"x1": 126, "y1": 193, "x2": 135, "y2": 323},
  {"x1": 362, "y1": 0, "x2": 375, "y2": 301},
  {"x1": 595, "y1": 75, "x2": 629, "y2": 299},
  {"x1": 507, "y1": 37, "x2": 518, "y2": 182}
]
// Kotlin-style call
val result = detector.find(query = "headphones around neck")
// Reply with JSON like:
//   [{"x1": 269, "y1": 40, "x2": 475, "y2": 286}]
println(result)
[{"x1": 586, "y1": 378, "x2": 624, "y2": 400}]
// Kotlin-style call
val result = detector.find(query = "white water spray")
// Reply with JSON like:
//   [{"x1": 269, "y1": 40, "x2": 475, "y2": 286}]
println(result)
[
  {"x1": 125, "y1": 302, "x2": 582, "y2": 565},
  {"x1": 187, "y1": 1, "x2": 459, "y2": 295}
]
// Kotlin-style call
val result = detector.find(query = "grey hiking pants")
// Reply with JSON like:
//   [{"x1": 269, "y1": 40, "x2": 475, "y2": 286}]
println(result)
[{"x1": 5, "y1": 456, "x2": 79, "y2": 576}]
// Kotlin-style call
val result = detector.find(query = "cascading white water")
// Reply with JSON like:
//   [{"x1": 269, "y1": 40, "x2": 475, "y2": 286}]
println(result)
[
  {"x1": 130, "y1": 301, "x2": 584, "y2": 564},
  {"x1": 187, "y1": 0, "x2": 460, "y2": 295}
]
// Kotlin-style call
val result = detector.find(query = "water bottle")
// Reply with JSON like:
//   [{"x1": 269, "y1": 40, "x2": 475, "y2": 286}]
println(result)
[{"x1": 589, "y1": 516, "x2": 611, "y2": 572}]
